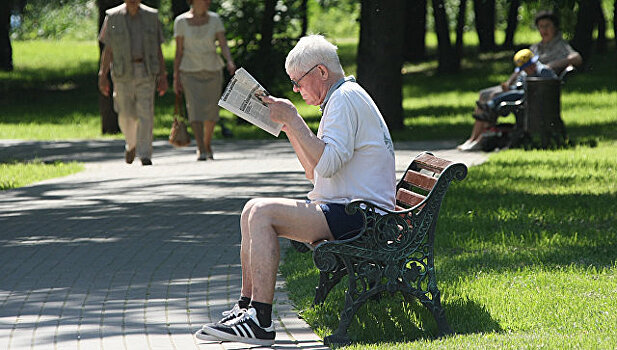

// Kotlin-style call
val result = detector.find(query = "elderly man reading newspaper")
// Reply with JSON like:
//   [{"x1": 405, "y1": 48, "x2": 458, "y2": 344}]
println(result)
[{"x1": 195, "y1": 34, "x2": 396, "y2": 346}]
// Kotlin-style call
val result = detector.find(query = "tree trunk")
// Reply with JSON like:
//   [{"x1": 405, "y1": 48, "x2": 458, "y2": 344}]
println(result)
[
  {"x1": 0, "y1": 0, "x2": 12, "y2": 71},
  {"x1": 357, "y1": 0, "x2": 405, "y2": 130},
  {"x1": 300, "y1": 0, "x2": 308, "y2": 37},
  {"x1": 455, "y1": 0, "x2": 468, "y2": 61},
  {"x1": 260, "y1": 0, "x2": 275, "y2": 51},
  {"x1": 571, "y1": 0, "x2": 595, "y2": 63},
  {"x1": 473, "y1": 0, "x2": 496, "y2": 52},
  {"x1": 614, "y1": 0, "x2": 617, "y2": 49},
  {"x1": 502, "y1": 0, "x2": 520, "y2": 49},
  {"x1": 171, "y1": 0, "x2": 189, "y2": 20},
  {"x1": 256, "y1": 0, "x2": 276, "y2": 87},
  {"x1": 432, "y1": 0, "x2": 459, "y2": 73},
  {"x1": 97, "y1": 0, "x2": 122, "y2": 134},
  {"x1": 593, "y1": 0, "x2": 607, "y2": 53},
  {"x1": 403, "y1": 0, "x2": 426, "y2": 61}
]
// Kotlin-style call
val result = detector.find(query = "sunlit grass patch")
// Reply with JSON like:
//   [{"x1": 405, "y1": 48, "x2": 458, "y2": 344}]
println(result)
[{"x1": 0, "y1": 160, "x2": 84, "y2": 190}]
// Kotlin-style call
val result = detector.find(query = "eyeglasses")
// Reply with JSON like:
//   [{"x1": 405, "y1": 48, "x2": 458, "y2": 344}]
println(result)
[{"x1": 291, "y1": 64, "x2": 320, "y2": 89}]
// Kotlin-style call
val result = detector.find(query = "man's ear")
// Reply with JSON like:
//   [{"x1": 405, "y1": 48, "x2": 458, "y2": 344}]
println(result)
[{"x1": 319, "y1": 64, "x2": 328, "y2": 81}]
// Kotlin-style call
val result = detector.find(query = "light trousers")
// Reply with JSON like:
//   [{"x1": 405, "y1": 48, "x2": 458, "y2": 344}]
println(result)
[{"x1": 113, "y1": 64, "x2": 156, "y2": 159}]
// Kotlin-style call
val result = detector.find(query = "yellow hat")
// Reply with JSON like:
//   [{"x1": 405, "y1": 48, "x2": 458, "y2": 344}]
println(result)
[{"x1": 513, "y1": 49, "x2": 539, "y2": 72}]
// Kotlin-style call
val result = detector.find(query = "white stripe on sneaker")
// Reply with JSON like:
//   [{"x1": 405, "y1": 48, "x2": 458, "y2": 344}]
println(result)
[
  {"x1": 231, "y1": 325, "x2": 242, "y2": 337},
  {"x1": 242, "y1": 323, "x2": 256, "y2": 339}
]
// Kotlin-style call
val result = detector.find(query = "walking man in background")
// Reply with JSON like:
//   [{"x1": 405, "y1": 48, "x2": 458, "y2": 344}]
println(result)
[{"x1": 98, "y1": 0, "x2": 168, "y2": 166}]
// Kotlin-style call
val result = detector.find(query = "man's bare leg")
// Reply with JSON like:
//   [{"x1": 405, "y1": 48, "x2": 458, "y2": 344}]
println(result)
[
  {"x1": 239, "y1": 199, "x2": 256, "y2": 298},
  {"x1": 244, "y1": 198, "x2": 333, "y2": 304},
  {"x1": 470, "y1": 120, "x2": 490, "y2": 142}
]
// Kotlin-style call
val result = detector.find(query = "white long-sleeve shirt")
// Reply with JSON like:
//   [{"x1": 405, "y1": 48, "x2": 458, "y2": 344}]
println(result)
[{"x1": 307, "y1": 78, "x2": 396, "y2": 211}]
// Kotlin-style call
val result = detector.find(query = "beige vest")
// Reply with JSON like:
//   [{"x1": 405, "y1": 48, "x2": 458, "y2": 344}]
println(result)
[{"x1": 105, "y1": 4, "x2": 160, "y2": 80}]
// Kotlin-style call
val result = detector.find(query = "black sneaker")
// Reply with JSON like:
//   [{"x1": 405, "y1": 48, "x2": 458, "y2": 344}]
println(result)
[
  {"x1": 200, "y1": 307, "x2": 275, "y2": 346},
  {"x1": 195, "y1": 304, "x2": 246, "y2": 342},
  {"x1": 218, "y1": 303, "x2": 245, "y2": 324}
]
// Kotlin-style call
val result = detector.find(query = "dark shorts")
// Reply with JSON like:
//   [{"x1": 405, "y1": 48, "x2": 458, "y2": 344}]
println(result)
[{"x1": 318, "y1": 202, "x2": 364, "y2": 240}]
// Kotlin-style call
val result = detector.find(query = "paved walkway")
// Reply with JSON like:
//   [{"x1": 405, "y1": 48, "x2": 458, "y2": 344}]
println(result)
[{"x1": 0, "y1": 139, "x2": 488, "y2": 350}]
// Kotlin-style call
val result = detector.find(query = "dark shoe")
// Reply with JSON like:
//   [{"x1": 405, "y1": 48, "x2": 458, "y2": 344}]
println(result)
[
  {"x1": 125, "y1": 148, "x2": 136, "y2": 164},
  {"x1": 141, "y1": 158, "x2": 152, "y2": 166},
  {"x1": 197, "y1": 151, "x2": 207, "y2": 161},
  {"x1": 199, "y1": 307, "x2": 275, "y2": 346}
]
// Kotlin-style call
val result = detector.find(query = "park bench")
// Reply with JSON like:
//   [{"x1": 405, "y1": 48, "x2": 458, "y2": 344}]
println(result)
[
  {"x1": 291, "y1": 152, "x2": 468, "y2": 345},
  {"x1": 482, "y1": 65, "x2": 576, "y2": 151}
]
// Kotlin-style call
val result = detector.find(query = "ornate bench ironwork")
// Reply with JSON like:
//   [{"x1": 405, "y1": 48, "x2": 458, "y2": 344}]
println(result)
[{"x1": 291, "y1": 152, "x2": 468, "y2": 345}]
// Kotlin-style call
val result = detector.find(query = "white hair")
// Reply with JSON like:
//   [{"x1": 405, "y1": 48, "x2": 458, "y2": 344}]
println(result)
[{"x1": 285, "y1": 34, "x2": 345, "y2": 78}]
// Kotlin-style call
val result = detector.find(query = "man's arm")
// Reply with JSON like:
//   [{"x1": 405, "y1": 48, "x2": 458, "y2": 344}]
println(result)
[
  {"x1": 98, "y1": 45, "x2": 112, "y2": 96},
  {"x1": 262, "y1": 96, "x2": 325, "y2": 180},
  {"x1": 286, "y1": 121, "x2": 325, "y2": 181},
  {"x1": 156, "y1": 45, "x2": 168, "y2": 96},
  {"x1": 155, "y1": 19, "x2": 168, "y2": 96}
]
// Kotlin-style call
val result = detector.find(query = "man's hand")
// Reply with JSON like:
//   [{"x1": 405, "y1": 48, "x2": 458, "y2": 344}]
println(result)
[
  {"x1": 98, "y1": 73, "x2": 110, "y2": 96},
  {"x1": 261, "y1": 95, "x2": 300, "y2": 130}
]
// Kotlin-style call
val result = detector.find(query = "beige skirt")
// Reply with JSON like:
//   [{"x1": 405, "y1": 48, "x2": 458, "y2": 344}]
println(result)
[{"x1": 180, "y1": 69, "x2": 223, "y2": 122}]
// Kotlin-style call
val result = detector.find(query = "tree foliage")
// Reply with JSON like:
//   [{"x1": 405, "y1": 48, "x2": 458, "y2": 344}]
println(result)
[{"x1": 212, "y1": 0, "x2": 304, "y2": 93}]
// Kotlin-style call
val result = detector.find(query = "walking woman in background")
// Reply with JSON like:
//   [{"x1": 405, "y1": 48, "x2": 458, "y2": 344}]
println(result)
[{"x1": 173, "y1": 0, "x2": 235, "y2": 161}]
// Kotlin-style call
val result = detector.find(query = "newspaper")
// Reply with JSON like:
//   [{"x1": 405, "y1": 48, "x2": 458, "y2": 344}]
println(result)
[{"x1": 218, "y1": 68, "x2": 283, "y2": 137}]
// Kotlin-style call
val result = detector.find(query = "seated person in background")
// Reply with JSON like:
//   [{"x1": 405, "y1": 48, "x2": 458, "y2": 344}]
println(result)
[
  {"x1": 474, "y1": 49, "x2": 558, "y2": 123},
  {"x1": 458, "y1": 10, "x2": 582, "y2": 152}
]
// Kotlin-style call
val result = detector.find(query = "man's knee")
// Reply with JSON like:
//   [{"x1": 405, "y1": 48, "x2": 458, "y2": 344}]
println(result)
[
  {"x1": 247, "y1": 200, "x2": 277, "y2": 222},
  {"x1": 242, "y1": 198, "x2": 262, "y2": 219}
]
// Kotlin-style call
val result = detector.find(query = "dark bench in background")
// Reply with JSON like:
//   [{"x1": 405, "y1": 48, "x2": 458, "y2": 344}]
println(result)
[
  {"x1": 291, "y1": 152, "x2": 468, "y2": 345},
  {"x1": 483, "y1": 65, "x2": 576, "y2": 151}
]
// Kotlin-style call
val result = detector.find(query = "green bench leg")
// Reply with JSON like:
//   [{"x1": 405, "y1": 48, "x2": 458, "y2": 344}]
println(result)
[{"x1": 314, "y1": 268, "x2": 347, "y2": 305}]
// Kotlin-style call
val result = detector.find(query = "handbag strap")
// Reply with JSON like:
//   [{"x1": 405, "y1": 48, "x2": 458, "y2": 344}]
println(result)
[{"x1": 174, "y1": 93, "x2": 187, "y2": 121}]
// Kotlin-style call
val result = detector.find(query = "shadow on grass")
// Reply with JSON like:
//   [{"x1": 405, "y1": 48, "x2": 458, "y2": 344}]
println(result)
[
  {"x1": 286, "y1": 262, "x2": 503, "y2": 345},
  {"x1": 348, "y1": 295, "x2": 502, "y2": 344}
]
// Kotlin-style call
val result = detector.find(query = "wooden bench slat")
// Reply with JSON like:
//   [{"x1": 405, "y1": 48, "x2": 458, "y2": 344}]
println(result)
[
  {"x1": 413, "y1": 153, "x2": 452, "y2": 174},
  {"x1": 403, "y1": 170, "x2": 437, "y2": 191},
  {"x1": 396, "y1": 188, "x2": 425, "y2": 208}
]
